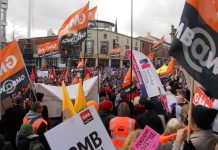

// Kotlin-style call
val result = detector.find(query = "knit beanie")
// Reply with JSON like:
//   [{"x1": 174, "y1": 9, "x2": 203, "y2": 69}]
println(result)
[
  {"x1": 101, "y1": 100, "x2": 113, "y2": 111},
  {"x1": 192, "y1": 105, "x2": 218, "y2": 130},
  {"x1": 20, "y1": 124, "x2": 34, "y2": 137}
]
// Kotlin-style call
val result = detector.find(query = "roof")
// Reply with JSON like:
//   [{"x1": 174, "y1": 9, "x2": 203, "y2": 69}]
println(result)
[
  {"x1": 92, "y1": 20, "x2": 115, "y2": 27},
  {"x1": 137, "y1": 34, "x2": 171, "y2": 45}
]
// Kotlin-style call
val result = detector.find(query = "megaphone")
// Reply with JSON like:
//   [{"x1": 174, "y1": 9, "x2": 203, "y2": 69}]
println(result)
[{"x1": 160, "y1": 126, "x2": 188, "y2": 144}]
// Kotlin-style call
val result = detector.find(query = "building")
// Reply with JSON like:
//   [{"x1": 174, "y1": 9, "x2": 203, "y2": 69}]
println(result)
[
  {"x1": 138, "y1": 33, "x2": 171, "y2": 68},
  {"x1": 18, "y1": 20, "x2": 141, "y2": 68},
  {"x1": 0, "y1": 0, "x2": 8, "y2": 49}
]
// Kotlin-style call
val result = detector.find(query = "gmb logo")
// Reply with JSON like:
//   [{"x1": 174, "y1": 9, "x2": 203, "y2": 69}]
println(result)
[
  {"x1": 176, "y1": 23, "x2": 218, "y2": 75},
  {"x1": 3, "y1": 80, "x2": 16, "y2": 94}
]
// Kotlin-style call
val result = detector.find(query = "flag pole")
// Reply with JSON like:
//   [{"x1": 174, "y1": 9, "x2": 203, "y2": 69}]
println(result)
[
  {"x1": 97, "y1": 13, "x2": 100, "y2": 102},
  {"x1": 16, "y1": 42, "x2": 38, "y2": 101},
  {"x1": 130, "y1": 0, "x2": 133, "y2": 101},
  {"x1": 187, "y1": 77, "x2": 195, "y2": 141}
]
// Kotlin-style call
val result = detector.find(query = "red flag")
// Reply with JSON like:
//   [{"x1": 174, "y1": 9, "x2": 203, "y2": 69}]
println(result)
[
  {"x1": 30, "y1": 67, "x2": 35, "y2": 81},
  {"x1": 72, "y1": 74, "x2": 79, "y2": 85},
  {"x1": 65, "y1": 68, "x2": 69, "y2": 84},
  {"x1": 48, "y1": 67, "x2": 56, "y2": 80}
]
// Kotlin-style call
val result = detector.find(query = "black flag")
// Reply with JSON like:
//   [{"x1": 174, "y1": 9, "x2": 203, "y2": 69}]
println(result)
[{"x1": 169, "y1": 0, "x2": 218, "y2": 98}]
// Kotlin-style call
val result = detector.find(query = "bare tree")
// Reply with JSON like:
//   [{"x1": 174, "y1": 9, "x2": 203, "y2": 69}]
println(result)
[{"x1": 7, "y1": 21, "x2": 24, "y2": 41}]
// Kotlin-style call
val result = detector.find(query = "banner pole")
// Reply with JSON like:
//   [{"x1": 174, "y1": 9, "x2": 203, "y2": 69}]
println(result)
[
  {"x1": 16, "y1": 41, "x2": 38, "y2": 101},
  {"x1": 187, "y1": 77, "x2": 195, "y2": 141},
  {"x1": 97, "y1": 13, "x2": 100, "y2": 102},
  {"x1": 130, "y1": 0, "x2": 133, "y2": 101}
]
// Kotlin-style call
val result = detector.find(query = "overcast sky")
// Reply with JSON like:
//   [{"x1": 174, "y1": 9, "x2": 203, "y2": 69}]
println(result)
[{"x1": 6, "y1": 0, "x2": 185, "y2": 42}]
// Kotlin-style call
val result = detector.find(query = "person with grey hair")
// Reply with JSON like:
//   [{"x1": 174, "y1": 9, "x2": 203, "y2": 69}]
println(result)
[
  {"x1": 109, "y1": 102, "x2": 136, "y2": 149},
  {"x1": 3, "y1": 95, "x2": 25, "y2": 149}
]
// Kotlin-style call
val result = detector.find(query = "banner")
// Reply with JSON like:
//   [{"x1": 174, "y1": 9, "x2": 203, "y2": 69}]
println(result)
[
  {"x1": 169, "y1": 0, "x2": 218, "y2": 99},
  {"x1": 132, "y1": 125, "x2": 160, "y2": 150},
  {"x1": 58, "y1": 3, "x2": 89, "y2": 49},
  {"x1": 193, "y1": 87, "x2": 213, "y2": 108},
  {"x1": 36, "y1": 70, "x2": 48, "y2": 78},
  {"x1": 58, "y1": 63, "x2": 66, "y2": 68},
  {"x1": 0, "y1": 41, "x2": 29, "y2": 100},
  {"x1": 45, "y1": 106, "x2": 115, "y2": 150},
  {"x1": 37, "y1": 39, "x2": 59, "y2": 57},
  {"x1": 88, "y1": 6, "x2": 97, "y2": 21},
  {"x1": 110, "y1": 46, "x2": 121, "y2": 58},
  {"x1": 126, "y1": 50, "x2": 165, "y2": 98}
]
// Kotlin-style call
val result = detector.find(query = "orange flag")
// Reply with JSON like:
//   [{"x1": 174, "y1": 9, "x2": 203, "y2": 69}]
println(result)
[
  {"x1": 122, "y1": 67, "x2": 136, "y2": 88},
  {"x1": 160, "y1": 57, "x2": 175, "y2": 76},
  {"x1": 89, "y1": 6, "x2": 97, "y2": 21},
  {"x1": 152, "y1": 36, "x2": 164, "y2": 49},
  {"x1": 72, "y1": 74, "x2": 79, "y2": 85},
  {"x1": 147, "y1": 52, "x2": 154, "y2": 61}
]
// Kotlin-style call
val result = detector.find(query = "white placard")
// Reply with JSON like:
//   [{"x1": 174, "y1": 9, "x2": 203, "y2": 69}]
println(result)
[
  {"x1": 45, "y1": 106, "x2": 116, "y2": 150},
  {"x1": 59, "y1": 63, "x2": 66, "y2": 68},
  {"x1": 37, "y1": 70, "x2": 48, "y2": 77}
]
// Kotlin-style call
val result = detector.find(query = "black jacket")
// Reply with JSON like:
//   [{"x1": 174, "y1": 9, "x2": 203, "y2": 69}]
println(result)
[
  {"x1": 135, "y1": 111, "x2": 164, "y2": 134},
  {"x1": 3, "y1": 105, "x2": 25, "y2": 148},
  {"x1": 98, "y1": 109, "x2": 114, "y2": 135},
  {"x1": 0, "y1": 135, "x2": 14, "y2": 150}
]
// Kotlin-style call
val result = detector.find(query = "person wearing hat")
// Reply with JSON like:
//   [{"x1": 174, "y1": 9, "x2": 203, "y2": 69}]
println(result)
[
  {"x1": 23, "y1": 102, "x2": 49, "y2": 149},
  {"x1": 17, "y1": 124, "x2": 45, "y2": 150},
  {"x1": 173, "y1": 105, "x2": 218, "y2": 150},
  {"x1": 135, "y1": 100, "x2": 164, "y2": 134},
  {"x1": 98, "y1": 100, "x2": 114, "y2": 135}
]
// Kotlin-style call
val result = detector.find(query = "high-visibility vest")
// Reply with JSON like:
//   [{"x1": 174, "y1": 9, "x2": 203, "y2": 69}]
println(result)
[
  {"x1": 109, "y1": 117, "x2": 135, "y2": 149},
  {"x1": 23, "y1": 117, "x2": 48, "y2": 134}
]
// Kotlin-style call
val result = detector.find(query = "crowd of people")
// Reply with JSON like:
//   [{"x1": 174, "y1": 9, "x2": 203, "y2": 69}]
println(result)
[{"x1": 0, "y1": 66, "x2": 218, "y2": 150}]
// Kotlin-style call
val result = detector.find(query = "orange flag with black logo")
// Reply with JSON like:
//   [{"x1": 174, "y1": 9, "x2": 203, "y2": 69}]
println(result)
[
  {"x1": 58, "y1": 3, "x2": 89, "y2": 49},
  {"x1": 0, "y1": 41, "x2": 30, "y2": 99},
  {"x1": 89, "y1": 6, "x2": 97, "y2": 21},
  {"x1": 169, "y1": 0, "x2": 218, "y2": 98},
  {"x1": 37, "y1": 39, "x2": 58, "y2": 57}
]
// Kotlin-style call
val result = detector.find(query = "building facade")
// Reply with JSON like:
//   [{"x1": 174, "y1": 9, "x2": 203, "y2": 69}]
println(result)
[
  {"x1": 0, "y1": 0, "x2": 8, "y2": 49},
  {"x1": 18, "y1": 20, "x2": 141, "y2": 68}
]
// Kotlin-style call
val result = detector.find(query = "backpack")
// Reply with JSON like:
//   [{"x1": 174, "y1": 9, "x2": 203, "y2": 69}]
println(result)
[{"x1": 28, "y1": 138, "x2": 45, "y2": 150}]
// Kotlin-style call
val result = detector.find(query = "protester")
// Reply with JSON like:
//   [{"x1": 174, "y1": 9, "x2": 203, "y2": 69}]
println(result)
[
  {"x1": 117, "y1": 91, "x2": 134, "y2": 116},
  {"x1": 158, "y1": 118, "x2": 184, "y2": 150},
  {"x1": 109, "y1": 102, "x2": 136, "y2": 149},
  {"x1": 133, "y1": 96, "x2": 146, "y2": 118},
  {"x1": 98, "y1": 100, "x2": 114, "y2": 135},
  {"x1": 123, "y1": 130, "x2": 142, "y2": 150},
  {"x1": 0, "y1": 134, "x2": 14, "y2": 150},
  {"x1": 16, "y1": 124, "x2": 45, "y2": 150},
  {"x1": 135, "y1": 100, "x2": 164, "y2": 134},
  {"x1": 35, "y1": 93, "x2": 49, "y2": 123},
  {"x1": 173, "y1": 105, "x2": 218, "y2": 150},
  {"x1": 23, "y1": 102, "x2": 49, "y2": 149},
  {"x1": 3, "y1": 95, "x2": 26, "y2": 149}
]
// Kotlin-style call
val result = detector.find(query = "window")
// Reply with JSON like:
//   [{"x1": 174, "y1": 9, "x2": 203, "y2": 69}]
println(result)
[
  {"x1": 103, "y1": 34, "x2": 107, "y2": 39},
  {"x1": 115, "y1": 36, "x2": 119, "y2": 42},
  {"x1": 126, "y1": 39, "x2": 129, "y2": 44},
  {"x1": 86, "y1": 40, "x2": 94, "y2": 54},
  {"x1": 135, "y1": 47, "x2": 138, "y2": 50},
  {"x1": 87, "y1": 33, "x2": 91, "y2": 38},
  {"x1": 135, "y1": 42, "x2": 138, "y2": 46},
  {"x1": 100, "y1": 41, "x2": 109, "y2": 54},
  {"x1": 125, "y1": 45, "x2": 130, "y2": 50}
]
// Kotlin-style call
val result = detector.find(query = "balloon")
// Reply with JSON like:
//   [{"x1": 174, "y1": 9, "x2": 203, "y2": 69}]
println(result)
[{"x1": 87, "y1": 100, "x2": 99, "y2": 112}]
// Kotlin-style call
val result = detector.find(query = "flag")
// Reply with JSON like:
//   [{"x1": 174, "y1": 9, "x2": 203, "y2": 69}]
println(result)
[
  {"x1": 110, "y1": 46, "x2": 121, "y2": 58},
  {"x1": 152, "y1": 36, "x2": 164, "y2": 49},
  {"x1": 126, "y1": 50, "x2": 165, "y2": 98},
  {"x1": 58, "y1": 3, "x2": 89, "y2": 49},
  {"x1": 48, "y1": 67, "x2": 56, "y2": 80},
  {"x1": 30, "y1": 67, "x2": 35, "y2": 81},
  {"x1": 0, "y1": 41, "x2": 30, "y2": 100},
  {"x1": 147, "y1": 52, "x2": 154, "y2": 61},
  {"x1": 159, "y1": 57, "x2": 175, "y2": 76},
  {"x1": 65, "y1": 68, "x2": 69, "y2": 84},
  {"x1": 74, "y1": 80, "x2": 87, "y2": 113},
  {"x1": 122, "y1": 67, "x2": 136, "y2": 89},
  {"x1": 77, "y1": 59, "x2": 87, "y2": 68},
  {"x1": 72, "y1": 74, "x2": 79, "y2": 85},
  {"x1": 37, "y1": 39, "x2": 58, "y2": 58},
  {"x1": 156, "y1": 64, "x2": 168, "y2": 75},
  {"x1": 62, "y1": 82, "x2": 76, "y2": 120},
  {"x1": 88, "y1": 6, "x2": 97, "y2": 21},
  {"x1": 169, "y1": 0, "x2": 218, "y2": 98}
]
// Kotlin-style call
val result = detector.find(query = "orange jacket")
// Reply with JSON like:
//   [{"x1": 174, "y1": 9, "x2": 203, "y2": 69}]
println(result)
[
  {"x1": 109, "y1": 117, "x2": 135, "y2": 149},
  {"x1": 23, "y1": 117, "x2": 48, "y2": 134}
]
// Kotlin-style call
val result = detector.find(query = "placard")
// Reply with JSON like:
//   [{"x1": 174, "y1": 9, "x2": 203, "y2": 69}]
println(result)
[
  {"x1": 45, "y1": 106, "x2": 116, "y2": 150},
  {"x1": 193, "y1": 87, "x2": 213, "y2": 108}
]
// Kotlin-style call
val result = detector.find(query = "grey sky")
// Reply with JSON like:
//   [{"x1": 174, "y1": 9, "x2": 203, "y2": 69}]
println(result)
[{"x1": 6, "y1": 0, "x2": 185, "y2": 42}]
